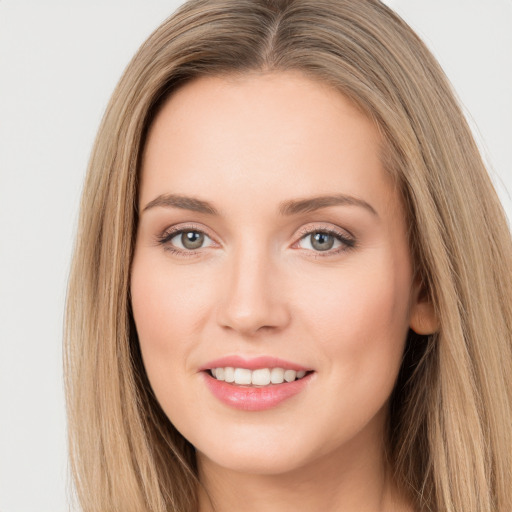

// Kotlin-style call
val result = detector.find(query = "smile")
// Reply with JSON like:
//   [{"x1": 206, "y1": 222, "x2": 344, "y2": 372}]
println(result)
[
  {"x1": 202, "y1": 357, "x2": 315, "y2": 411},
  {"x1": 210, "y1": 367, "x2": 309, "y2": 386}
]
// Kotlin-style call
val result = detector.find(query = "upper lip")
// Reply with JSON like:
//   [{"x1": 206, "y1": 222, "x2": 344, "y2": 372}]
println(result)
[{"x1": 199, "y1": 355, "x2": 312, "y2": 372}]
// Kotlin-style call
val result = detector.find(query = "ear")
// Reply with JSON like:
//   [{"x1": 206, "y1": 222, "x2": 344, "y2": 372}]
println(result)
[{"x1": 409, "y1": 278, "x2": 439, "y2": 335}]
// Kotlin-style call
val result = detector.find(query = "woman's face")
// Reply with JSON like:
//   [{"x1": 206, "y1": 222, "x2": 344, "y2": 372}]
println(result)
[{"x1": 131, "y1": 72, "x2": 429, "y2": 476}]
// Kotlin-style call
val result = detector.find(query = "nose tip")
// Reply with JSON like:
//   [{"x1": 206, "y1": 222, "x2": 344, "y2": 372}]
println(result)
[
  {"x1": 219, "y1": 302, "x2": 289, "y2": 336},
  {"x1": 216, "y1": 256, "x2": 291, "y2": 336}
]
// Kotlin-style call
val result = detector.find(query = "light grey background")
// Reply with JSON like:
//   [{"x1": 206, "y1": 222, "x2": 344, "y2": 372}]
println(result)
[{"x1": 0, "y1": 2, "x2": 510, "y2": 511}]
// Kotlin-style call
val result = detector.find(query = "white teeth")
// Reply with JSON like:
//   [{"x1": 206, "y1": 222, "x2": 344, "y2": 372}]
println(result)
[
  {"x1": 224, "y1": 367, "x2": 235, "y2": 383},
  {"x1": 211, "y1": 367, "x2": 309, "y2": 386},
  {"x1": 251, "y1": 368, "x2": 271, "y2": 386},
  {"x1": 234, "y1": 368, "x2": 252, "y2": 385},
  {"x1": 270, "y1": 367, "x2": 285, "y2": 384},
  {"x1": 284, "y1": 369, "x2": 297, "y2": 382}
]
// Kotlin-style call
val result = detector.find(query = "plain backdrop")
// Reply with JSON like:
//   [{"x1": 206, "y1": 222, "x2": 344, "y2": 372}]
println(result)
[{"x1": 0, "y1": 1, "x2": 511, "y2": 511}]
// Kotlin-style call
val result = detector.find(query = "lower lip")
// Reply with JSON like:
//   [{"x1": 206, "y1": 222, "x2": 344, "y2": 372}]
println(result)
[{"x1": 203, "y1": 372, "x2": 313, "y2": 411}]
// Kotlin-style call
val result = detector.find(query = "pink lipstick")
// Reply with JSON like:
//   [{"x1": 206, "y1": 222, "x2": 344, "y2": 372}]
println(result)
[{"x1": 200, "y1": 356, "x2": 314, "y2": 411}]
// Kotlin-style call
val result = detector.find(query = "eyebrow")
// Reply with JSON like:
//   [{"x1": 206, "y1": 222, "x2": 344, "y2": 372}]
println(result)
[
  {"x1": 142, "y1": 194, "x2": 219, "y2": 215},
  {"x1": 278, "y1": 194, "x2": 378, "y2": 217},
  {"x1": 142, "y1": 193, "x2": 378, "y2": 217}
]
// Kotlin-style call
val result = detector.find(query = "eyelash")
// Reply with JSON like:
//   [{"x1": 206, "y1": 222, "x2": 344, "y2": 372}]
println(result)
[
  {"x1": 156, "y1": 224, "x2": 356, "y2": 258},
  {"x1": 156, "y1": 224, "x2": 213, "y2": 258},
  {"x1": 294, "y1": 226, "x2": 356, "y2": 257}
]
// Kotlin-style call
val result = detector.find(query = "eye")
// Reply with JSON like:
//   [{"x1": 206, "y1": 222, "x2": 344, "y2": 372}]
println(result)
[
  {"x1": 296, "y1": 228, "x2": 355, "y2": 254},
  {"x1": 158, "y1": 228, "x2": 215, "y2": 252}
]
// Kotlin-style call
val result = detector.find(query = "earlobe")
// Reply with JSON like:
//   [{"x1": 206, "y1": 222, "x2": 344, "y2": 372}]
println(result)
[
  {"x1": 410, "y1": 301, "x2": 439, "y2": 335},
  {"x1": 409, "y1": 282, "x2": 439, "y2": 335}
]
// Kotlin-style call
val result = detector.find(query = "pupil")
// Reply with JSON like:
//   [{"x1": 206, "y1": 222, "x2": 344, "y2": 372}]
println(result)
[
  {"x1": 181, "y1": 231, "x2": 204, "y2": 249},
  {"x1": 311, "y1": 232, "x2": 334, "y2": 251}
]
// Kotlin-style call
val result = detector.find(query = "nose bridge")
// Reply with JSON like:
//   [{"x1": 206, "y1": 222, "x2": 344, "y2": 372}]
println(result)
[{"x1": 217, "y1": 237, "x2": 290, "y2": 335}]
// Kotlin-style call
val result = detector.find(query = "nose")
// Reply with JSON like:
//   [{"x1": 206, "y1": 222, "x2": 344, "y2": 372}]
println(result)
[{"x1": 216, "y1": 244, "x2": 291, "y2": 337}]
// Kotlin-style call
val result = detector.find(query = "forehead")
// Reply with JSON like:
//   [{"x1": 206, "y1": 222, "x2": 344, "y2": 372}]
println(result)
[{"x1": 140, "y1": 72, "x2": 397, "y2": 218}]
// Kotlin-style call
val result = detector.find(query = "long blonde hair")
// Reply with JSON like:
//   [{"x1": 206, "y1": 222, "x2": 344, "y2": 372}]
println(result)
[{"x1": 65, "y1": 1, "x2": 512, "y2": 510}]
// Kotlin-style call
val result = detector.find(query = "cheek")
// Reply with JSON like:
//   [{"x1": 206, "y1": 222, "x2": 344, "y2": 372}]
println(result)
[
  {"x1": 287, "y1": 256, "x2": 412, "y2": 444},
  {"x1": 130, "y1": 254, "x2": 213, "y2": 384},
  {"x1": 295, "y1": 255, "x2": 412, "y2": 376},
  {"x1": 133, "y1": 248, "x2": 216, "y2": 324}
]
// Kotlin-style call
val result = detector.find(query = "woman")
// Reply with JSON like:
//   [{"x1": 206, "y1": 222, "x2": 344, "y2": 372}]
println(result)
[{"x1": 65, "y1": 1, "x2": 512, "y2": 511}]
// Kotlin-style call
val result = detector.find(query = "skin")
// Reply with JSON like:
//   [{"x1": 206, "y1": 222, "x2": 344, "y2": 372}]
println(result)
[{"x1": 131, "y1": 72, "x2": 437, "y2": 511}]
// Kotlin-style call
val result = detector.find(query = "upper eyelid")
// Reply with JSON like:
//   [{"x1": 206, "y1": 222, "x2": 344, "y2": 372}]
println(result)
[
  {"x1": 295, "y1": 223, "x2": 355, "y2": 240},
  {"x1": 159, "y1": 222, "x2": 215, "y2": 240}
]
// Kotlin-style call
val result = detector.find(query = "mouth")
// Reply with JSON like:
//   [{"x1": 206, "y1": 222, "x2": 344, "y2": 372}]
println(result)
[
  {"x1": 201, "y1": 357, "x2": 315, "y2": 411},
  {"x1": 207, "y1": 366, "x2": 313, "y2": 386}
]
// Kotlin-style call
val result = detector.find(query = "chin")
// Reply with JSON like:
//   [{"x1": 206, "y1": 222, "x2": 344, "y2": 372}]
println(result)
[
  {"x1": 198, "y1": 446, "x2": 309, "y2": 476},
  {"x1": 191, "y1": 422, "x2": 329, "y2": 477}
]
